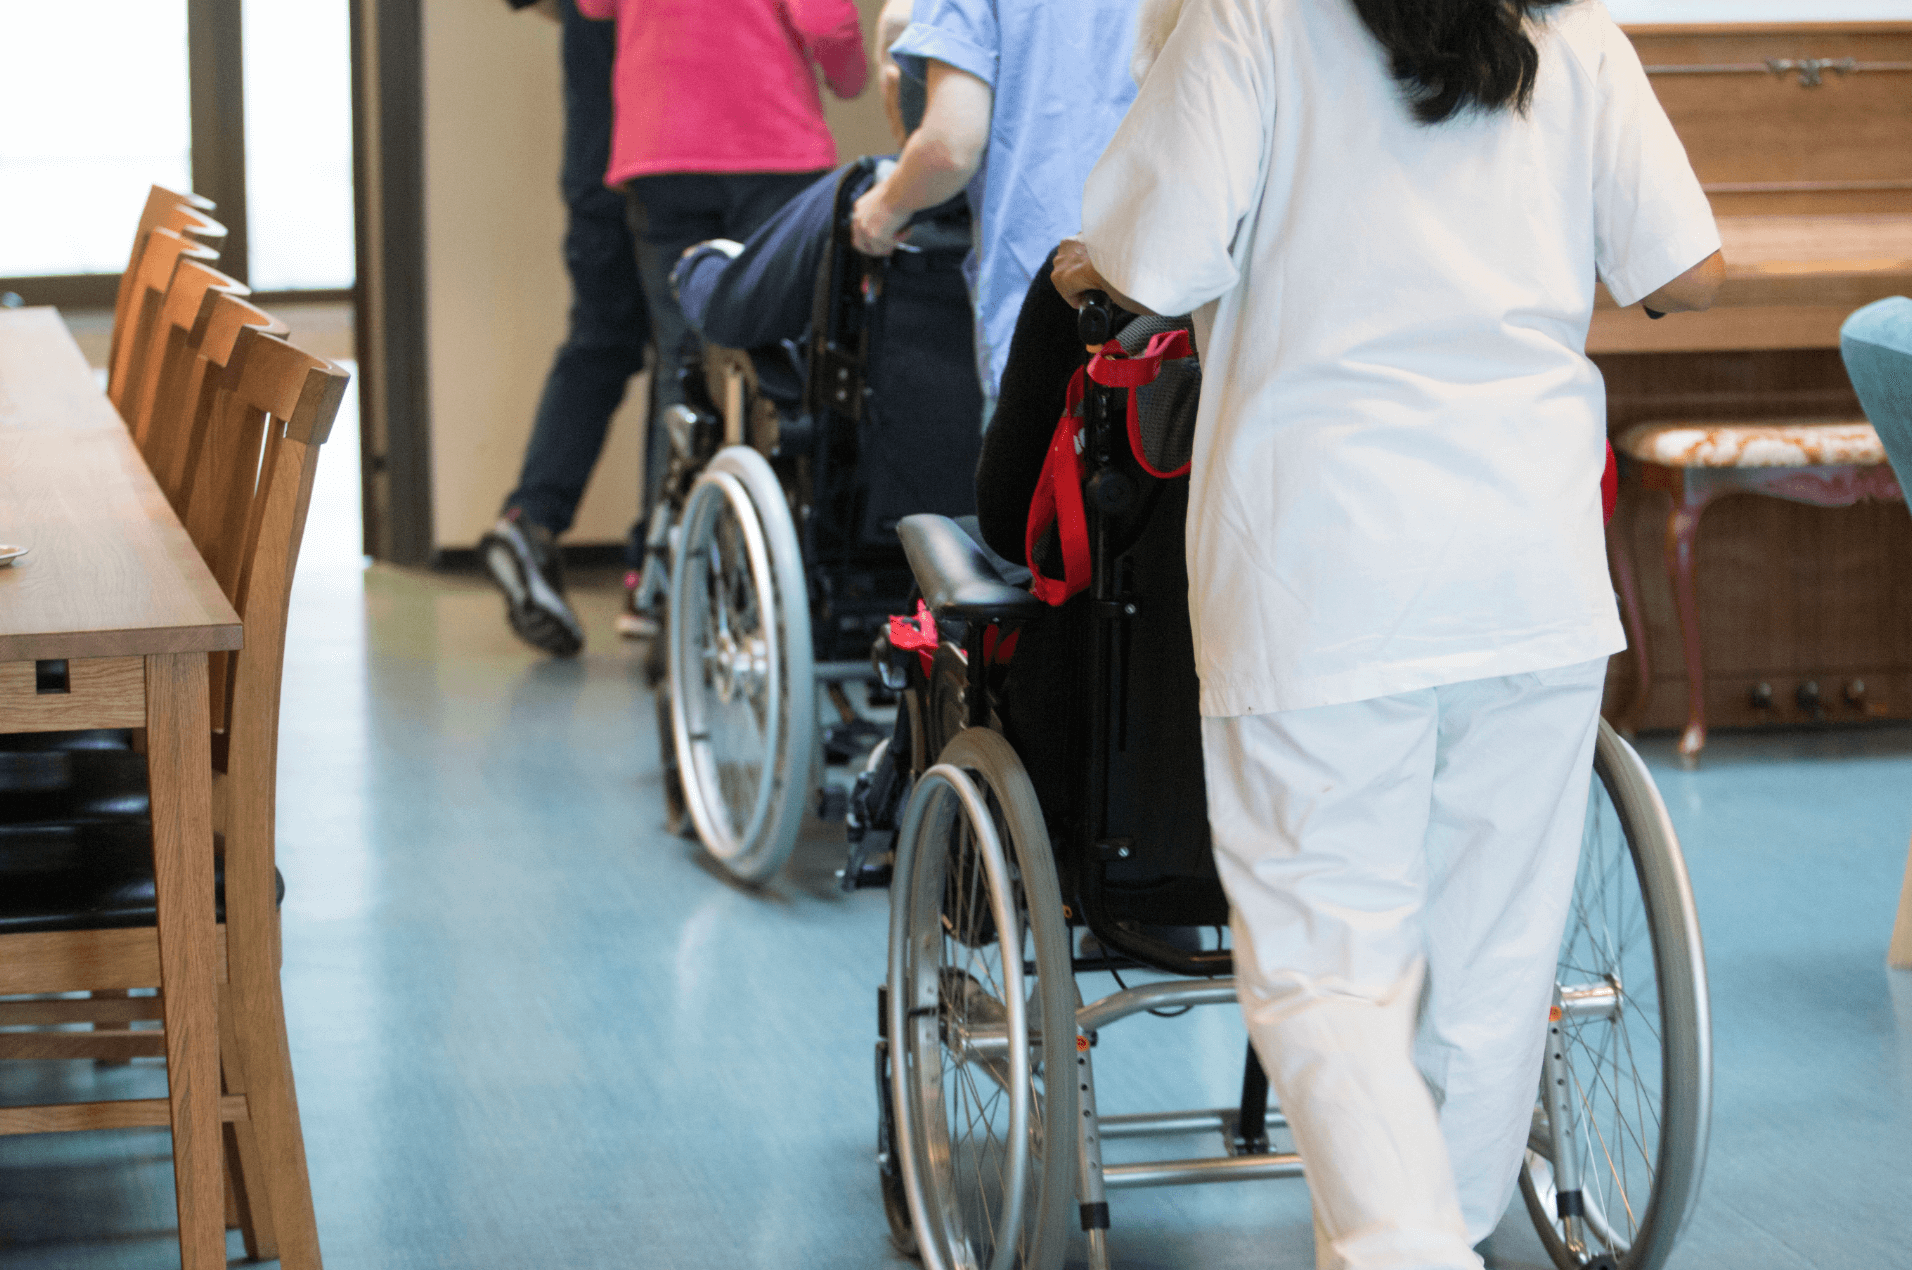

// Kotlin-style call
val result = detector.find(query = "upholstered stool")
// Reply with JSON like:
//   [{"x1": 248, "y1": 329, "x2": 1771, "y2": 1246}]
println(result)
[{"x1": 1615, "y1": 418, "x2": 1904, "y2": 764}]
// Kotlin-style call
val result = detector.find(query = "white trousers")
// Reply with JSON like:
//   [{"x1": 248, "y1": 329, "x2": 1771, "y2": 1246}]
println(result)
[{"x1": 1202, "y1": 659, "x2": 1607, "y2": 1270}]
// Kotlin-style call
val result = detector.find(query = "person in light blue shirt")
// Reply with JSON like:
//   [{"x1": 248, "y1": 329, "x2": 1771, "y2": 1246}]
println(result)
[{"x1": 849, "y1": 0, "x2": 1145, "y2": 398}]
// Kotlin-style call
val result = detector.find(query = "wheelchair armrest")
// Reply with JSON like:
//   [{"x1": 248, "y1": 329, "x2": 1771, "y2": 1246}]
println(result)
[{"x1": 897, "y1": 515, "x2": 1048, "y2": 624}]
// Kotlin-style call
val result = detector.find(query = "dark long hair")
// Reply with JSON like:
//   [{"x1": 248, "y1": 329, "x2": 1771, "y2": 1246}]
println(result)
[{"x1": 1350, "y1": 0, "x2": 1572, "y2": 125}]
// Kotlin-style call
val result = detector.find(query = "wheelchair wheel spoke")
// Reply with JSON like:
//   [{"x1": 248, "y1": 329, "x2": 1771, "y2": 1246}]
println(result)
[
  {"x1": 1522, "y1": 722, "x2": 1709, "y2": 1270},
  {"x1": 891, "y1": 730, "x2": 1077, "y2": 1270}
]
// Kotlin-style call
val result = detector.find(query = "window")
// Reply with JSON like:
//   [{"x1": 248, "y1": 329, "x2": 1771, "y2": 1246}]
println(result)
[
  {"x1": 243, "y1": 0, "x2": 355, "y2": 292},
  {"x1": 0, "y1": 0, "x2": 355, "y2": 302},
  {"x1": 0, "y1": 1, "x2": 192, "y2": 279}
]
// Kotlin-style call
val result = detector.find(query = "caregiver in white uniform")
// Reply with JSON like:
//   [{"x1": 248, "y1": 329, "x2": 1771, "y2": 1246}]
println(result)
[{"x1": 1055, "y1": 0, "x2": 1724, "y2": 1266}]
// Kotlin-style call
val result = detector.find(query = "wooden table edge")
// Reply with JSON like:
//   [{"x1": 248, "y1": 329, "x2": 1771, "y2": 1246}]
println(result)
[{"x1": 0, "y1": 623, "x2": 243, "y2": 663}]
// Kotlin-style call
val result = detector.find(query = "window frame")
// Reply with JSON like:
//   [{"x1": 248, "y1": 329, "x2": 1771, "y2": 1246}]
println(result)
[{"x1": 0, "y1": 0, "x2": 352, "y2": 309}]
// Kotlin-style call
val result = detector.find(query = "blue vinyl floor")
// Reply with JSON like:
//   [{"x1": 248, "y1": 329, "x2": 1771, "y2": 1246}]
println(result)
[{"x1": 2, "y1": 412, "x2": 1910, "y2": 1269}]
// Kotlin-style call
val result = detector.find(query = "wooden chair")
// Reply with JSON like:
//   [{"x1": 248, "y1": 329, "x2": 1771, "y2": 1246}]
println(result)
[
  {"x1": 1613, "y1": 418, "x2": 1904, "y2": 763},
  {"x1": 109, "y1": 187, "x2": 226, "y2": 392},
  {"x1": 126, "y1": 258, "x2": 247, "y2": 450},
  {"x1": 133, "y1": 268, "x2": 290, "y2": 511},
  {"x1": 108, "y1": 227, "x2": 221, "y2": 422},
  {"x1": 0, "y1": 327, "x2": 349, "y2": 1269}
]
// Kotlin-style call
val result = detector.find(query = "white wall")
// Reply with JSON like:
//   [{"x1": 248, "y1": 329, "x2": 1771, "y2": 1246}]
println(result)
[
  {"x1": 421, "y1": 0, "x2": 647, "y2": 551},
  {"x1": 421, "y1": 0, "x2": 892, "y2": 552}
]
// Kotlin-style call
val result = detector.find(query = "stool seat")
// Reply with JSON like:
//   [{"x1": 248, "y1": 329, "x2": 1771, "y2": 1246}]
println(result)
[
  {"x1": 1617, "y1": 418, "x2": 1882, "y2": 468},
  {"x1": 1611, "y1": 411, "x2": 1904, "y2": 765}
]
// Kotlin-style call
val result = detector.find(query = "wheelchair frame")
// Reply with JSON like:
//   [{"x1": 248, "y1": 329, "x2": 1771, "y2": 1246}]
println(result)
[
  {"x1": 648, "y1": 159, "x2": 978, "y2": 883},
  {"x1": 869, "y1": 298, "x2": 1712, "y2": 1270}
]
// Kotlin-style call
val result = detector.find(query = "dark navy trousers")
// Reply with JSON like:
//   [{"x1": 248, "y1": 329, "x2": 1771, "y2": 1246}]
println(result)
[{"x1": 500, "y1": 0, "x2": 651, "y2": 563}]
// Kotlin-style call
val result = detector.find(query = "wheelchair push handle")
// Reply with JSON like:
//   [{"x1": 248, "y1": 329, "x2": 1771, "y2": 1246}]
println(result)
[{"x1": 1078, "y1": 290, "x2": 1116, "y2": 350}]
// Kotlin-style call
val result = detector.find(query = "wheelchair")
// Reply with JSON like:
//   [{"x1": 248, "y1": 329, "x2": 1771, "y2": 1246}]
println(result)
[
  {"x1": 645, "y1": 159, "x2": 983, "y2": 884},
  {"x1": 857, "y1": 297, "x2": 1713, "y2": 1270}
]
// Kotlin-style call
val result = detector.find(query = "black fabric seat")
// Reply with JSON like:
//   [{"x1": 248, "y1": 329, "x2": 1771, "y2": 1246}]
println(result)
[
  {"x1": 0, "y1": 748, "x2": 151, "y2": 822},
  {"x1": 0, "y1": 819, "x2": 282, "y2": 935},
  {"x1": 0, "y1": 747, "x2": 283, "y2": 935},
  {"x1": 0, "y1": 729, "x2": 136, "y2": 753}
]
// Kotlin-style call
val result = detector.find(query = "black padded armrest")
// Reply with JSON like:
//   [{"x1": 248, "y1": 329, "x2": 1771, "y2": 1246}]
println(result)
[{"x1": 898, "y1": 515, "x2": 1048, "y2": 623}]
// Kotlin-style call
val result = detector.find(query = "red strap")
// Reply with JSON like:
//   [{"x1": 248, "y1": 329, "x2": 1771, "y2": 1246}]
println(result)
[
  {"x1": 888, "y1": 600, "x2": 938, "y2": 676},
  {"x1": 1089, "y1": 329, "x2": 1195, "y2": 479},
  {"x1": 980, "y1": 624, "x2": 1020, "y2": 666},
  {"x1": 1601, "y1": 440, "x2": 1618, "y2": 525},
  {"x1": 1025, "y1": 368, "x2": 1094, "y2": 606}
]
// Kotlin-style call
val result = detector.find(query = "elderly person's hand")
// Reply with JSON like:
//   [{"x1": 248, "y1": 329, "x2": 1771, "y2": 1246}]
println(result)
[
  {"x1": 852, "y1": 181, "x2": 912, "y2": 257},
  {"x1": 1051, "y1": 237, "x2": 1157, "y2": 315}
]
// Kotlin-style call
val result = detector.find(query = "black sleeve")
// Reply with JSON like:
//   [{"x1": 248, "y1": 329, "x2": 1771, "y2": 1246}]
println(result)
[{"x1": 974, "y1": 248, "x2": 1086, "y2": 565}]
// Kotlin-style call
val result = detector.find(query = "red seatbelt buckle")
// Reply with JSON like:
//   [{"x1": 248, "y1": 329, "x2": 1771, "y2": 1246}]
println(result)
[{"x1": 889, "y1": 600, "x2": 938, "y2": 677}]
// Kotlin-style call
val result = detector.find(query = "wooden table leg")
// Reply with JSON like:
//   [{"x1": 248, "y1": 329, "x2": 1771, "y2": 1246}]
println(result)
[
  {"x1": 145, "y1": 651, "x2": 224, "y2": 1270},
  {"x1": 1891, "y1": 832, "x2": 1912, "y2": 971}
]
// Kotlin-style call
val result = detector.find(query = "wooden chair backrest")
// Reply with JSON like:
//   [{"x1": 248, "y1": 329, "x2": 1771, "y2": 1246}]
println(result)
[
  {"x1": 130, "y1": 183, "x2": 216, "y2": 259},
  {"x1": 128, "y1": 257, "x2": 248, "y2": 450},
  {"x1": 109, "y1": 187, "x2": 225, "y2": 385},
  {"x1": 109, "y1": 227, "x2": 219, "y2": 418},
  {"x1": 150, "y1": 284, "x2": 289, "y2": 514},
  {"x1": 190, "y1": 327, "x2": 348, "y2": 789}
]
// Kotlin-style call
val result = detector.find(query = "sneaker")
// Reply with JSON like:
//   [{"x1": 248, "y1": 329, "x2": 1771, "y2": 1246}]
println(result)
[
  {"x1": 616, "y1": 570, "x2": 661, "y2": 640},
  {"x1": 480, "y1": 513, "x2": 585, "y2": 657}
]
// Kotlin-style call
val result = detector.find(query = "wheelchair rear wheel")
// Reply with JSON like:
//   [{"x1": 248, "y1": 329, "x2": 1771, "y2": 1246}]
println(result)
[
  {"x1": 1521, "y1": 719, "x2": 1710, "y2": 1270},
  {"x1": 666, "y1": 446, "x2": 816, "y2": 883},
  {"x1": 889, "y1": 727, "x2": 1077, "y2": 1270}
]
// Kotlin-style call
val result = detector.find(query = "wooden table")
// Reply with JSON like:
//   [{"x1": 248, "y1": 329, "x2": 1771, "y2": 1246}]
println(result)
[{"x1": 0, "y1": 307, "x2": 242, "y2": 1269}]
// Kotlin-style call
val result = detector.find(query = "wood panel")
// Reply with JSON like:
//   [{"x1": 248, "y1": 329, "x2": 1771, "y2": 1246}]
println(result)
[
  {"x1": 0, "y1": 656, "x2": 146, "y2": 731},
  {"x1": 1587, "y1": 214, "x2": 1912, "y2": 353},
  {"x1": 0, "y1": 925, "x2": 229, "y2": 995},
  {"x1": 0, "y1": 996, "x2": 165, "y2": 1025},
  {"x1": 0, "y1": 1031, "x2": 168, "y2": 1061},
  {"x1": 0, "y1": 1095, "x2": 249, "y2": 1138},
  {"x1": 1628, "y1": 23, "x2": 1912, "y2": 218}
]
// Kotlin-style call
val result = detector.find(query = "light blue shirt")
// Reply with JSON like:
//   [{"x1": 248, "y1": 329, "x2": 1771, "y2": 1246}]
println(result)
[{"x1": 892, "y1": 0, "x2": 1142, "y2": 394}]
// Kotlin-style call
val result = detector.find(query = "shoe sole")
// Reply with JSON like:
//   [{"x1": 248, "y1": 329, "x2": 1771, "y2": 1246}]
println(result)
[{"x1": 482, "y1": 535, "x2": 585, "y2": 657}]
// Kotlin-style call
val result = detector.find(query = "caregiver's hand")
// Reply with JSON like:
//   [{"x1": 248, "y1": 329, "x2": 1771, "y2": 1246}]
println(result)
[
  {"x1": 852, "y1": 181, "x2": 912, "y2": 257},
  {"x1": 1051, "y1": 238, "x2": 1157, "y2": 316}
]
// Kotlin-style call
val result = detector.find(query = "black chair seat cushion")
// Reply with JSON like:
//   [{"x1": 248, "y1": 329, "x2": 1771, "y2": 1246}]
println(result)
[
  {"x1": 0, "y1": 730, "x2": 136, "y2": 753},
  {"x1": 0, "y1": 748, "x2": 151, "y2": 822},
  {"x1": 0, "y1": 819, "x2": 283, "y2": 936}
]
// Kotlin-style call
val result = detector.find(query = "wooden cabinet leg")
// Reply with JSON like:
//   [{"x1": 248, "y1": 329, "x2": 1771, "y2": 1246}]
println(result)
[
  {"x1": 144, "y1": 652, "x2": 224, "y2": 1270},
  {"x1": 1663, "y1": 491, "x2": 1712, "y2": 767}
]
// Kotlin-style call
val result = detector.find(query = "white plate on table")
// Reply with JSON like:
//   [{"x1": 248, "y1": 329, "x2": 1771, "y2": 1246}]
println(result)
[{"x1": 0, "y1": 545, "x2": 28, "y2": 567}]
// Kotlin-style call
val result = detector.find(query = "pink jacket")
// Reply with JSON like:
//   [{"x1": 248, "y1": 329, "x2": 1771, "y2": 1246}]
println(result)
[{"x1": 576, "y1": 0, "x2": 869, "y2": 185}]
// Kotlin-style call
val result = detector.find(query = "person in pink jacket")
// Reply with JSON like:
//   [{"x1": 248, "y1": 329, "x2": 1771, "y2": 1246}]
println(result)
[{"x1": 575, "y1": 0, "x2": 869, "y2": 630}]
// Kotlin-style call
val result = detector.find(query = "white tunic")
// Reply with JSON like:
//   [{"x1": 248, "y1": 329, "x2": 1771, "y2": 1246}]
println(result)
[{"x1": 1079, "y1": 0, "x2": 1720, "y2": 718}]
